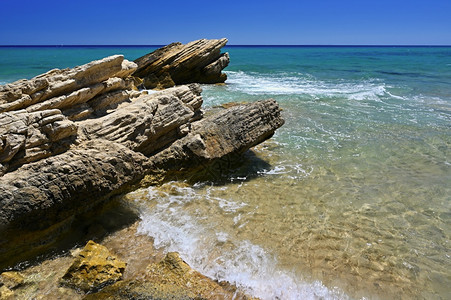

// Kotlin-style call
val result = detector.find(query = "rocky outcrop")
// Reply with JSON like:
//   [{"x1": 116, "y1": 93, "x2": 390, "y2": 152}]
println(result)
[
  {"x1": 133, "y1": 38, "x2": 229, "y2": 89},
  {"x1": 150, "y1": 99, "x2": 285, "y2": 174},
  {"x1": 61, "y1": 240, "x2": 126, "y2": 292},
  {"x1": 0, "y1": 109, "x2": 77, "y2": 175},
  {"x1": 0, "y1": 55, "x2": 139, "y2": 120},
  {"x1": 0, "y1": 140, "x2": 149, "y2": 266},
  {"x1": 78, "y1": 84, "x2": 203, "y2": 156},
  {"x1": 0, "y1": 48, "x2": 284, "y2": 272}
]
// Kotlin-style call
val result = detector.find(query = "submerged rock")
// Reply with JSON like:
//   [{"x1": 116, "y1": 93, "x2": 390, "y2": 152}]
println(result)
[
  {"x1": 85, "y1": 252, "x2": 255, "y2": 300},
  {"x1": 133, "y1": 38, "x2": 229, "y2": 89},
  {"x1": 61, "y1": 240, "x2": 126, "y2": 293}
]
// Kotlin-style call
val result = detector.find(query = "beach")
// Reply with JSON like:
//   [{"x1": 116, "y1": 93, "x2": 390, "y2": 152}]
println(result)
[{"x1": 0, "y1": 45, "x2": 450, "y2": 299}]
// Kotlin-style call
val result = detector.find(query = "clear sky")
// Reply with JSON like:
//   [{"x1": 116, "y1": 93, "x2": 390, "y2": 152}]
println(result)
[{"x1": 0, "y1": 0, "x2": 450, "y2": 45}]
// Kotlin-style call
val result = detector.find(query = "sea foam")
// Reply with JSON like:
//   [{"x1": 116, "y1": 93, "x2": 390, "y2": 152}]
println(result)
[
  {"x1": 223, "y1": 71, "x2": 391, "y2": 101},
  {"x1": 136, "y1": 184, "x2": 348, "y2": 300}
]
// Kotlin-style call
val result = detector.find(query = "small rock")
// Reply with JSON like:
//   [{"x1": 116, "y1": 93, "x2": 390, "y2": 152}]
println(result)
[
  {"x1": 60, "y1": 240, "x2": 126, "y2": 293},
  {"x1": 0, "y1": 271, "x2": 25, "y2": 289}
]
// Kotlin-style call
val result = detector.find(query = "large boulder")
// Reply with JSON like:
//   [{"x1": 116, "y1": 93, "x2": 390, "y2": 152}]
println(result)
[{"x1": 133, "y1": 38, "x2": 230, "y2": 89}]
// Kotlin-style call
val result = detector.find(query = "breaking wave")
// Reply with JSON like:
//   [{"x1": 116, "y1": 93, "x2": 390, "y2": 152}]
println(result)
[{"x1": 223, "y1": 71, "x2": 397, "y2": 101}]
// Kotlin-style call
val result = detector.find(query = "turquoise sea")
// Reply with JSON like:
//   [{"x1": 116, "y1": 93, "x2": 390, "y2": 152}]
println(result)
[{"x1": 1, "y1": 46, "x2": 450, "y2": 299}]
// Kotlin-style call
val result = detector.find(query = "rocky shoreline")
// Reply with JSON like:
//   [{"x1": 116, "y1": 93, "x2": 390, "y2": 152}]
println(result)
[{"x1": 0, "y1": 38, "x2": 284, "y2": 298}]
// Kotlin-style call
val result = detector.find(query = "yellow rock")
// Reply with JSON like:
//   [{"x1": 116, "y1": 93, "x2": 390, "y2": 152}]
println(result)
[
  {"x1": 60, "y1": 240, "x2": 126, "y2": 292},
  {"x1": 0, "y1": 285, "x2": 14, "y2": 299},
  {"x1": 0, "y1": 271, "x2": 25, "y2": 289}
]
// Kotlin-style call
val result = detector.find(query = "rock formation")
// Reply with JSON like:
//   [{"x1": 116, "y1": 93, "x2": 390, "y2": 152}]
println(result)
[
  {"x1": 0, "y1": 55, "x2": 139, "y2": 119},
  {"x1": 85, "y1": 251, "x2": 256, "y2": 299},
  {"x1": 61, "y1": 240, "x2": 126, "y2": 292},
  {"x1": 133, "y1": 38, "x2": 230, "y2": 89},
  {"x1": 0, "y1": 42, "x2": 284, "y2": 274}
]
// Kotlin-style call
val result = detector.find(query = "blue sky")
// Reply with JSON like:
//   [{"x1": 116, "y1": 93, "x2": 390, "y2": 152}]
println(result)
[{"x1": 0, "y1": 0, "x2": 450, "y2": 45}]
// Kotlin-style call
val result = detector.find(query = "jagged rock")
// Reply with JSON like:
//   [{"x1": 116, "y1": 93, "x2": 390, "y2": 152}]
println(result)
[
  {"x1": 61, "y1": 240, "x2": 126, "y2": 292},
  {"x1": 0, "y1": 46, "x2": 284, "y2": 276},
  {"x1": 78, "y1": 84, "x2": 202, "y2": 155},
  {"x1": 85, "y1": 252, "x2": 256, "y2": 300},
  {"x1": 0, "y1": 109, "x2": 77, "y2": 175},
  {"x1": 133, "y1": 38, "x2": 229, "y2": 89},
  {"x1": 150, "y1": 99, "x2": 284, "y2": 175},
  {"x1": 0, "y1": 55, "x2": 138, "y2": 120},
  {"x1": 0, "y1": 95, "x2": 284, "y2": 270}
]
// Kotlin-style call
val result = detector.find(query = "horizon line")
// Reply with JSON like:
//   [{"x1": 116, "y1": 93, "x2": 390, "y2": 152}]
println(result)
[{"x1": 0, "y1": 44, "x2": 450, "y2": 48}]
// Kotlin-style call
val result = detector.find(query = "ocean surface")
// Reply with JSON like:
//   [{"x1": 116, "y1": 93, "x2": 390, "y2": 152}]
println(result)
[{"x1": 1, "y1": 46, "x2": 450, "y2": 299}]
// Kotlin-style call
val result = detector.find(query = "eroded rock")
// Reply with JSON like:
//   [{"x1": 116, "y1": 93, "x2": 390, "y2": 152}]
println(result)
[
  {"x1": 0, "y1": 141, "x2": 150, "y2": 268},
  {"x1": 61, "y1": 240, "x2": 126, "y2": 292},
  {"x1": 0, "y1": 55, "x2": 138, "y2": 120},
  {"x1": 150, "y1": 99, "x2": 285, "y2": 176},
  {"x1": 78, "y1": 84, "x2": 203, "y2": 155},
  {"x1": 133, "y1": 38, "x2": 229, "y2": 89},
  {"x1": 85, "y1": 252, "x2": 256, "y2": 300},
  {"x1": 0, "y1": 109, "x2": 77, "y2": 175},
  {"x1": 0, "y1": 45, "x2": 284, "y2": 280}
]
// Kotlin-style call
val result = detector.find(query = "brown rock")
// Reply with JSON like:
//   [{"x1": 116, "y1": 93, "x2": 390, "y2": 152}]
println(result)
[
  {"x1": 0, "y1": 286, "x2": 14, "y2": 299},
  {"x1": 61, "y1": 240, "x2": 126, "y2": 292},
  {"x1": 133, "y1": 38, "x2": 230, "y2": 89}
]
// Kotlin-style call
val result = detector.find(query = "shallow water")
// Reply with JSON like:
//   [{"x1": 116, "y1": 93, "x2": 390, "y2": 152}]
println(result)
[
  {"x1": 133, "y1": 47, "x2": 450, "y2": 299},
  {"x1": 1, "y1": 46, "x2": 450, "y2": 299}
]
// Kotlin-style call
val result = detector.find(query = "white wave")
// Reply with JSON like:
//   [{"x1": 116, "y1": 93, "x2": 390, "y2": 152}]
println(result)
[
  {"x1": 258, "y1": 163, "x2": 313, "y2": 180},
  {"x1": 225, "y1": 71, "x2": 394, "y2": 101},
  {"x1": 141, "y1": 88, "x2": 158, "y2": 94},
  {"x1": 137, "y1": 184, "x2": 347, "y2": 300}
]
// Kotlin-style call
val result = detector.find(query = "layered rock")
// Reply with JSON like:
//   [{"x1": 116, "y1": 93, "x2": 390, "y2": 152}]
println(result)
[
  {"x1": 0, "y1": 55, "x2": 139, "y2": 120},
  {"x1": 0, "y1": 48, "x2": 284, "y2": 273},
  {"x1": 133, "y1": 38, "x2": 230, "y2": 89},
  {"x1": 0, "y1": 141, "x2": 150, "y2": 267},
  {"x1": 150, "y1": 99, "x2": 285, "y2": 174},
  {"x1": 78, "y1": 84, "x2": 203, "y2": 155},
  {"x1": 0, "y1": 109, "x2": 77, "y2": 175}
]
